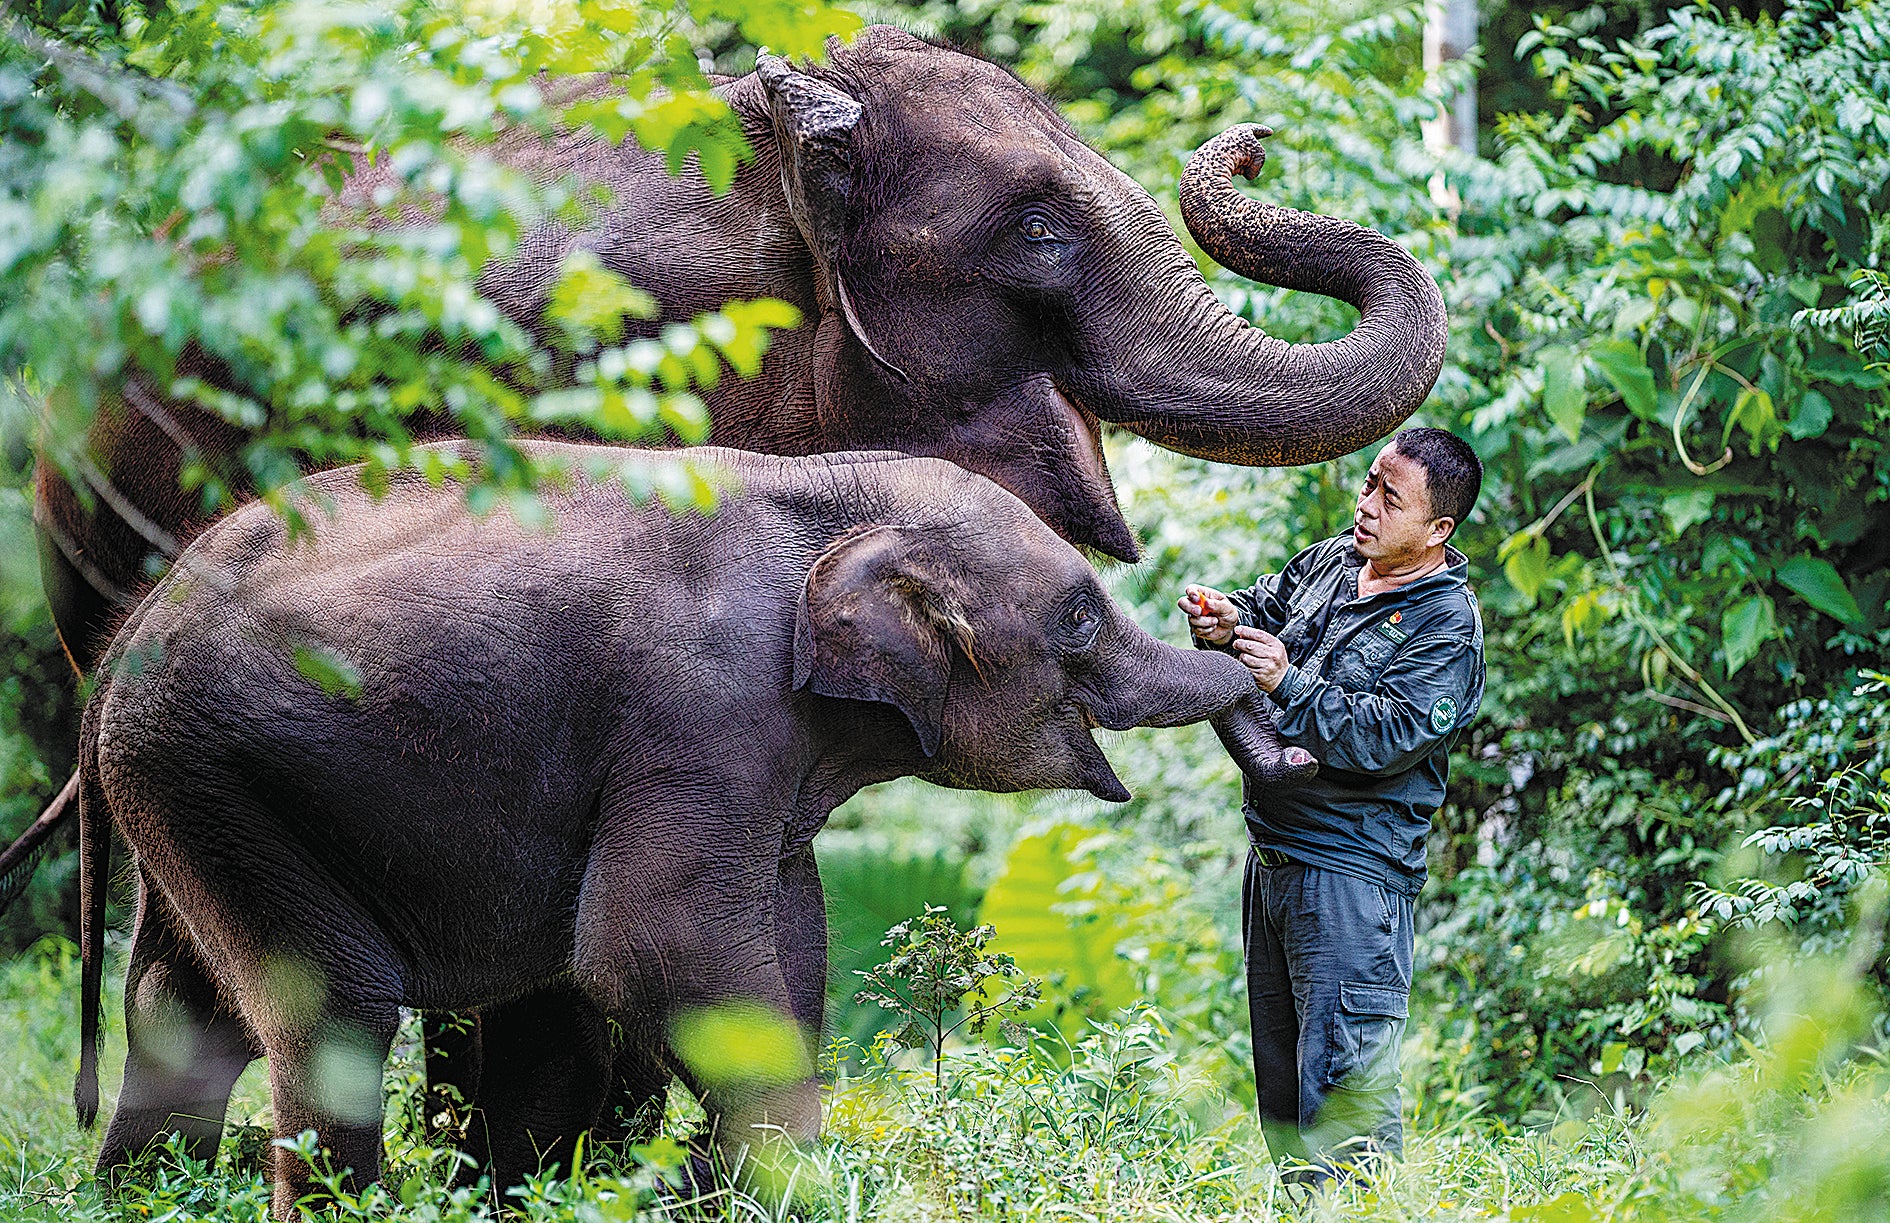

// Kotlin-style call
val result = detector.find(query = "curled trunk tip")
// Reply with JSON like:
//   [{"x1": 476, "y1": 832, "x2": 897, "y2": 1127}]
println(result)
[{"x1": 1097, "y1": 123, "x2": 1448, "y2": 468}]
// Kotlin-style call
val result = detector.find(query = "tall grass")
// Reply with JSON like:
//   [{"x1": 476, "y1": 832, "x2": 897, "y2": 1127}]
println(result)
[{"x1": 2, "y1": 929, "x2": 1885, "y2": 1222}]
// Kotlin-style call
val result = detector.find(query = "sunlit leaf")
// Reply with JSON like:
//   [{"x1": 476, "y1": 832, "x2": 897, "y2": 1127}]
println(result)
[
  {"x1": 1501, "y1": 530, "x2": 1551, "y2": 601},
  {"x1": 1776, "y1": 556, "x2": 1865, "y2": 625},
  {"x1": 1589, "y1": 339, "x2": 1659, "y2": 419},
  {"x1": 1540, "y1": 344, "x2": 1586, "y2": 442},
  {"x1": 1721, "y1": 594, "x2": 1776, "y2": 676}
]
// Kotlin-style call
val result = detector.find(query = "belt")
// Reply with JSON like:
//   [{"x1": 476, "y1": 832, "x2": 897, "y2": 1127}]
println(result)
[{"x1": 1251, "y1": 847, "x2": 1295, "y2": 869}]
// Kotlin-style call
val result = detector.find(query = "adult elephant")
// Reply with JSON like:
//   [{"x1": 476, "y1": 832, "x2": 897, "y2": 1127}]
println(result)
[
  {"x1": 30, "y1": 23, "x2": 1441, "y2": 1179},
  {"x1": 36, "y1": 26, "x2": 1445, "y2": 676}
]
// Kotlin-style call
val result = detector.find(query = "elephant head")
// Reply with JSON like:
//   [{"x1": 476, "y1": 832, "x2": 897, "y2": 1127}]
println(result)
[
  {"x1": 750, "y1": 28, "x2": 1446, "y2": 562},
  {"x1": 792, "y1": 462, "x2": 1313, "y2": 797}
]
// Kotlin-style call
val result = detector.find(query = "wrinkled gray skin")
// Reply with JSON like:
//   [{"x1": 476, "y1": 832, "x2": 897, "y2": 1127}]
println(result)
[{"x1": 76, "y1": 444, "x2": 1285, "y2": 1215}]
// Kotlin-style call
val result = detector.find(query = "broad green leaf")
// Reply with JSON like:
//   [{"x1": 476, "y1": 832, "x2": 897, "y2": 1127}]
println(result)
[
  {"x1": 1729, "y1": 387, "x2": 1780, "y2": 454},
  {"x1": 1612, "y1": 297, "x2": 1656, "y2": 334},
  {"x1": 1540, "y1": 345, "x2": 1586, "y2": 442},
  {"x1": 1501, "y1": 531, "x2": 1551, "y2": 601},
  {"x1": 1661, "y1": 488, "x2": 1714, "y2": 536},
  {"x1": 1806, "y1": 351, "x2": 1885, "y2": 387},
  {"x1": 1721, "y1": 594, "x2": 1776, "y2": 675},
  {"x1": 1589, "y1": 339, "x2": 1659, "y2": 419},
  {"x1": 1776, "y1": 556, "x2": 1865, "y2": 625},
  {"x1": 1786, "y1": 276, "x2": 1825, "y2": 308},
  {"x1": 1560, "y1": 588, "x2": 1608, "y2": 645},
  {"x1": 979, "y1": 825, "x2": 1137, "y2": 1024},
  {"x1": 1787, "y1": 388, "x2": 1833, "y2": 440}
]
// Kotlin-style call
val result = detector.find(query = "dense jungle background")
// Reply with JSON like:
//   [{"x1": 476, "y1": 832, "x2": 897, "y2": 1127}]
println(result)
[{"x1": 2, "y1": 0, "x2": 1888, "y2": 1218}]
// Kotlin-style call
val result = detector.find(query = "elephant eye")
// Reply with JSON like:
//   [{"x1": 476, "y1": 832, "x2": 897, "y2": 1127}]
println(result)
[
  {"x1": 1059, "y1": 597, "x2": 1102, "y2": 648},
  {"x1": 1021, "y1": 214, "x2": 1056, "y2": 243}
]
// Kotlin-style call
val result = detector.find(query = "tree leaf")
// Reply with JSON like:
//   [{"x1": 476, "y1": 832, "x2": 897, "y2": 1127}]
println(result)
[
  {"x1": 1729, "y1": 387, "x2": 1780, "y2": 455},
  {"x1": 1540, "y1": 345, "x2": 1587, "y2": 442},
  {"x1": 1776, "y1": 556, "x2": 1865, "y2": 625},
  {"x1": 1589, "y1": 339, "x2": 1659, "y2": 419},
  {"x1": 1721, "y1": 594, "x2": 1776, "y2": 675},
  {"x1": 1660, "y1": 489, "x2": 1714, "y2": 536},
  {"x1": 979, "y1": 824, "x2": 1137, "y2": 1027},
  {"x1": 1501, "y1": 531, "x2": 1551, "y2": 601},
  {"x1": 1787, "y1": 388, "x2": 1833, "y2": 440}
]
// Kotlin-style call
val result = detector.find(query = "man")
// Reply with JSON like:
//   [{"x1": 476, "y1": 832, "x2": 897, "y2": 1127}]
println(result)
[{"x1": 1179, "y1": 427, "x2": 1485, "y2": 1177}]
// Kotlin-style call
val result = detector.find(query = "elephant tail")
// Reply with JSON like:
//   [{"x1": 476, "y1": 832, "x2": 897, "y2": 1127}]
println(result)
[
  {"x1": 75, "y1": 704, "x2": 110, "y2": 1129},
  {"x1": 0, "y1": 767, "x2": 78, "y2": 917}
]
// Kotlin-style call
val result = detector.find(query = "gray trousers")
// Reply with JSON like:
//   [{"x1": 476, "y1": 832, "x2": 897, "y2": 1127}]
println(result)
[{"x1": 1242, "y1": 849, "x2": 1414, "y2": 1175}]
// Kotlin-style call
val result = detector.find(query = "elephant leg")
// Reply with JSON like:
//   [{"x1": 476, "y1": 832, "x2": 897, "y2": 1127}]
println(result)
[
  {"x1": 593, "y1": 847, "x2": 827, "y2": 1151},
  {"x1": 464, "y1": 983, "x2": 614, "y2": 1194},
  {"x1": 775, "y1": 846, "x2": 828, "y2": 1053},
  {"x1": 98, "y1": 873, "x2": 260, "y2": 1176},
  {"x1": 116, "y1": 793, "x2": 407, "y2": 1219},
  {"x1": 420, "y1": 1011, "x2": 482, "y2": 1141},
  {"x1": 262, "y1": 997, "x2": 400, "y2": 1218},
  {"x1": 573, "y1": 842, "x2": 820, "y2": 1176}
]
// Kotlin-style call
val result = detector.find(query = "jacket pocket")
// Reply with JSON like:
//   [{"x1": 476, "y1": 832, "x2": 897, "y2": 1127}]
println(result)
[
  {"x1": 1330, "y1": 634, "x2": 1394, "y2": 689},
  {"x1": 1325, "y1": 982, "x2": 1408, "y2": 1093}
]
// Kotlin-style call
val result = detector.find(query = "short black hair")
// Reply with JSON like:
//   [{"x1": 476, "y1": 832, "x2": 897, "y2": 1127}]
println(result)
[{"x1": 1390, "y1": 428, "x2": 1481, "y2": 531}]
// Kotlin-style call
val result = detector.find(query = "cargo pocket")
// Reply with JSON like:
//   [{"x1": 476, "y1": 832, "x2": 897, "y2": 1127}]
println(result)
[{"x1": 1326, "y1": 982, "x2": 1408, "y2": 1093}]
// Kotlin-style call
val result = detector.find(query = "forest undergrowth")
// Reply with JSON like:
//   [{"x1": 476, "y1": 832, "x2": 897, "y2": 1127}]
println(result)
[{"x1": 0, "y1": 918, "x2": 1884, "y2": 1223}]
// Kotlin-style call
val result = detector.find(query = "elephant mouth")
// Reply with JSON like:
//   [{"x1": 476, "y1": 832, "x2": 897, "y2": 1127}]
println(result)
[{"x1": 1039, "y1": 379, "x2": 1141, "y2": 563}]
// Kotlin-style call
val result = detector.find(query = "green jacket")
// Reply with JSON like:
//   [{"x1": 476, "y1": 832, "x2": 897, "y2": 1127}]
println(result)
[{"x1": 1202, "y1": 534, "x2": 1485, "y2": 894}]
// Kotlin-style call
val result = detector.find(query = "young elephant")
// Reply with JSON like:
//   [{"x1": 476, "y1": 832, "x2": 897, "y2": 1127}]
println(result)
[{"x1": 75, "y1": 443, "x2": 1301, "y2": 1214}]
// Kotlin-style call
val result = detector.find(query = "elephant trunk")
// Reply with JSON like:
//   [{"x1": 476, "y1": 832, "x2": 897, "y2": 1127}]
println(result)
[
  {"x1": 1069, "y1": 124, "x2": 1446, "y2": 466},
  {"x1": 1086, "y1": 627, "x2": 1254, "y2": 732},
  {"x1": 1084, "y1": 630, "x2": 1319, "y2": 782},
  {"x1": 1209, "y1": 691, "x2": 1318, "y2": 785}
]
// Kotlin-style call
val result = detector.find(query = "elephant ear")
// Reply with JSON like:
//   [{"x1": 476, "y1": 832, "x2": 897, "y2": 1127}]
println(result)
[
  {"x1": 754, "y1": 49, "x2": 907, "y2": 382},
  {"x1": 792, "y1": 526, "x2": 977, "y2": 757}
]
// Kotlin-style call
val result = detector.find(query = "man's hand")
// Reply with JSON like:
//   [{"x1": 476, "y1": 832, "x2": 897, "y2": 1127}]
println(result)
[
  {"x1": 1179, "y1": 585, "x2": 1238, "y2": 646},
  {"x1": 1232, "y1": 626, "x2": 1290, "y2": 692}
]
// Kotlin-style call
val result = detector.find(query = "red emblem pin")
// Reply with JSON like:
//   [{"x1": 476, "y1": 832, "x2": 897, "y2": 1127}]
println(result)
[{"x1": 1389, "y1": 611, "x2": 1402, "y2": 624}]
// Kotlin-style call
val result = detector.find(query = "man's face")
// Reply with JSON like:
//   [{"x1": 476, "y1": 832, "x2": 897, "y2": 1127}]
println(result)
[{"x1": 1353, "y1": 445, "x2": 1452, "y2": 564}]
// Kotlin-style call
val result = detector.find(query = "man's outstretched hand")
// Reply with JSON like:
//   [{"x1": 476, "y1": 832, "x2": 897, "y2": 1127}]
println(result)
[
  {"x1": 1231, "y1": 626, "x2": 1290, "y2": 693},
  {"x1": 1180, "y1": 585, "x2": 1238, "y2": 646}
]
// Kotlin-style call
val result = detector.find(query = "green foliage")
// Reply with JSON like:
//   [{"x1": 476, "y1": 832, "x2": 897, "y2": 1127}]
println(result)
[
  {"x1": 852, "y1": 904, "x2": 1042, "y2": 1099},
  {"x1": 977, "y1": 824, "x2": 1140, "y2": 1023},
  {"x1": 1696, "y1": 673, "x2": 1890, "y2": 953},
  {"x1": 1454, "y1": 0, "x2": 1890, "y2": 721},
  {"x1": 818, "y1": 839, "x2": 985, "y2": 1054},
  {"x1": 5, "y1": 927, "x2": 1888, "y2": 1222},
  {"x1": 0, "y1": 0, "x2": 851, "y2": 515}
]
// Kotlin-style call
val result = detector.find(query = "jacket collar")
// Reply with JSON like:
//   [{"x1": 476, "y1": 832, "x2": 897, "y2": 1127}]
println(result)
[{"x1": 1339, "y1": 536, "x2": 1470, "y2": 602}]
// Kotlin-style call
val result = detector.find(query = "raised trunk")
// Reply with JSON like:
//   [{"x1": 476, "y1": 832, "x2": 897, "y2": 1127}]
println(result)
[{"x1": 1073, "y1": 125, "x2": 1447, "y2": 467}]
